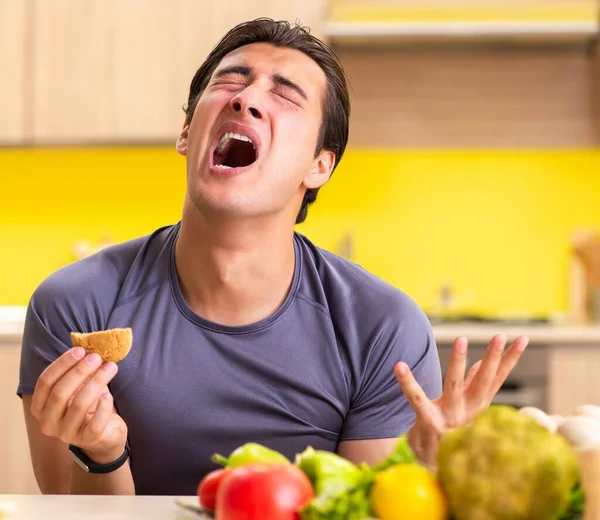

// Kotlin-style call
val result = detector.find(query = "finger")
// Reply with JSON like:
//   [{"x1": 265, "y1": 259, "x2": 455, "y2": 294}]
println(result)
[
  {"x1": 31, "y1": 347, "x2": 86, "y2": 418},
  {"x1": 62, "y1": 363, "x2": 118, "y2": 442},
  {"x1": 395, "y1": 362, "x2": 443, "y2": 431},
  {"x1": 86, "y1": 385, "x2": 111, "y2": 414},
  {"x1": 38, "y1": 354, "x2": 103, "y2": 434},
  {"x1": 464, "y1": 360, "x2": 482, "y2": 390},
  {"x1": 442, "y1": 337, "x2": 468, "y2": 416},
  {"x1": 67, "y1": 376, "x2": 96, "y2": 407},
  {"x1": 82, "y1": 391, "x2": 114, "y2": 444},
  {"x1": 466, "y1": 334, "x2": 507, "y2": 405},
  {"x1": 489, "y1": 335, "x2": 529, "y2": 398}
]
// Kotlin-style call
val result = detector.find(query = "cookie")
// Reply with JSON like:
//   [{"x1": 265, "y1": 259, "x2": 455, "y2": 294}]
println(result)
[{"x1": 70, "y1": 328, "x2": 133, "y2": 363}]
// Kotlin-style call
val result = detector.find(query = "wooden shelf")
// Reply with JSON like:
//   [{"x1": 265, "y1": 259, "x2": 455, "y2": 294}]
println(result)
[
  {"x1": 325, "y1": 1, "x2": 599, "y2": 46},
  {"x1": 327, "y1": 0, "x2": 599, "y2": 23},
  {"x1": 325, "y1": 20, "x2": 599, "y2": 45}
]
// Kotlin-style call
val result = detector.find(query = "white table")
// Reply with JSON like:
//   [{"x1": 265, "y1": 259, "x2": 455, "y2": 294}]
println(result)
[{"x1": 0, "y1": 495, "x2": 208, "y2": 519}]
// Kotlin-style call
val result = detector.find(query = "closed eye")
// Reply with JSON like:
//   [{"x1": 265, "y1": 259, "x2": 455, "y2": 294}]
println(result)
[
  {"x1": 272, "y1": 88, "x2": 300, "y2": 106},
  {"x1": 211, "y1": 72, "x2": 248, "y2": 88},
  {"x1": 214, "y1": 80, "x2": 246, "y2": 87}
]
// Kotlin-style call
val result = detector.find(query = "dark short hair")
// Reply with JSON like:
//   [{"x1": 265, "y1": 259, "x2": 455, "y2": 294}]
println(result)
[{"x1": 184, "y1": 18, "x2": 351, "y2": 224}]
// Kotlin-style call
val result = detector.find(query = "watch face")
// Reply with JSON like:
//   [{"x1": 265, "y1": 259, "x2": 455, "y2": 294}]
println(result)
[{"x1": 68, "y1": 447, "x2": 91, "y2": 472}]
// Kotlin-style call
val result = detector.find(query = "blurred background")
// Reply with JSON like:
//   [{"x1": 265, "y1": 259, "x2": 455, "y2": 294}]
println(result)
[{"x1": 1, "y1": 0, "x2": 600, "y2": 494}]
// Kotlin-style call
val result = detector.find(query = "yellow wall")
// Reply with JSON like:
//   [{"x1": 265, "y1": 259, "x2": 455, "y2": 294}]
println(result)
[
  {"x1": 328, "y1": 1, "x2": 598, "y2": 23},
  {"x1": 1, "y1": 147, "x2": 599, "y2": 317},
  {"x1": 303, "y1": 149, "x2": 600, "y2": 318}
]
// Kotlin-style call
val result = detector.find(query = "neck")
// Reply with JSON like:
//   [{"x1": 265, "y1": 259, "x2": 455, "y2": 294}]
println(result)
[{"x1": 174, "y1": 202, "x2": 297, "y2": 326}]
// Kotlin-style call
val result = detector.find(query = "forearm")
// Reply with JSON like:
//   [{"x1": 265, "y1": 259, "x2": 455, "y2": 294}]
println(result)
[{"x1": 69, "y1": 461, "x2": 135, "y2": 495}]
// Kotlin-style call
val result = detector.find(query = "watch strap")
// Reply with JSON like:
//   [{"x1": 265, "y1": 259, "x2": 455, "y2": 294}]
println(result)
[{"x1": 68, "y1": 442, "x2": 130, "y2": 474}]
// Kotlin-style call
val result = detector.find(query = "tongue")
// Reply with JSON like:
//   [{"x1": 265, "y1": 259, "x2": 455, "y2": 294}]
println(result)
[{"x1": 217, "y1": 139, "x2": 256, "y2": 168}]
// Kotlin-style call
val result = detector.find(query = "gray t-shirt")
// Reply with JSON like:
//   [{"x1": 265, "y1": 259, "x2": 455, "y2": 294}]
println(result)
[{"x1": 18, "y1": 223, "x2": 442, "y2": 495}]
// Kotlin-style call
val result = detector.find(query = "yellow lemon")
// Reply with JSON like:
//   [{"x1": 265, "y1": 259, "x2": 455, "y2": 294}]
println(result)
[{"x1": 371, "y1": 464, "x2": 448, "y2": 520}]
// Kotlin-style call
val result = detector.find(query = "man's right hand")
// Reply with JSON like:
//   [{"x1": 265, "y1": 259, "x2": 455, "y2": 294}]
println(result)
[{"x1": 30, "y1": 347, "x2": 128, "y2": 465}]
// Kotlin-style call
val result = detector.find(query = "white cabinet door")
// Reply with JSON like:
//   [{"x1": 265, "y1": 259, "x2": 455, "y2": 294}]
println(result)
[
  {"x1": 0, "y1": 340, "x2": 39, "y2": 494},
  {"x1": 548, "y1": 345, "x2": 600, "y2": 416}
]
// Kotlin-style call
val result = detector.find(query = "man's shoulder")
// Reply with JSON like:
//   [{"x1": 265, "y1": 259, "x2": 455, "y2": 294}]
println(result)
[
  {"x1": 30, "y1": 224, "x2": 177, "y2": 328},
  {"x1": 295, "y1": 233, "x2": 429, "y2": 331},
  {"x1": 294, "y1": 234, "x2": 440, "y2": 416}
]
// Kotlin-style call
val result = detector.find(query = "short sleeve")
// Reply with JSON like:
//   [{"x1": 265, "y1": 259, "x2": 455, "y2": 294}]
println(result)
[
  {"x1": 16, "y1": 229, "x2": 167, "y2": 397},
  {"x1": 339, "y1": 298, "x2": 443, "y2": 440},
  {"x1": 17, "y1": 259, "x2": 115, "y2": 397},
  {"x1": 17, "y1": 293, "x2": 72, "y2": 397}
]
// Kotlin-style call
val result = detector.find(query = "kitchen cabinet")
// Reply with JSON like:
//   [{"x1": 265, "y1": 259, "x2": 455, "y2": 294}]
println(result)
[
  {"x1": 31, "y1": 0, "x2": 325, "y2": 145},
  {"x1": 548, "y1": 345, "x2": 600, "y2": 416},
  {"x1": 0, "y1": 0, "x2": 27, "y2": 144},
  {"x1": 0, "y1": 340, "x2": 39, "y2": 494},
  {"x1": 3, "y1": 0, "x2": 595, "y2": 147},
  {"x1": 341, "y1": 47, "x2": 599, "y2": 149},
  {"x1": 32, "y1": 0, "x2": 180, "y2": 143}
]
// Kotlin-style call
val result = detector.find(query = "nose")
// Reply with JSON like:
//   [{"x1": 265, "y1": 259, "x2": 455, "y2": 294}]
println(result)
[{"x1": 230, "y1": 90, "x2": 263, "y2": 120}]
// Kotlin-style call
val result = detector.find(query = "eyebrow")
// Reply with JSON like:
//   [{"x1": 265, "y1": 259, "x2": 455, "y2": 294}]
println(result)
[
  {"x1": 273, "y1": 74, "x2": 308, "y2": 101},
  {"x1": 214, "y1": 65, "x2": 252, "y2": 79},
  {"x1": 213, "y1": 65, "x2": 308, "y2": 101}
]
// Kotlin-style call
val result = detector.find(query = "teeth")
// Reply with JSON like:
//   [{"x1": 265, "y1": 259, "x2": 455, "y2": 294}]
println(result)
[
  {"x1": 214, "y1": 164, "x2": 233, "y2": 169},
  {"x1": 216, "y1": 131, "x2": 256, "y2": 153}
]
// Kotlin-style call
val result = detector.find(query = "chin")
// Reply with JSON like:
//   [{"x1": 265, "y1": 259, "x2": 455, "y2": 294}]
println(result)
[{"x1": 188, "y1": 187, "x2": 255, "y2": 218}]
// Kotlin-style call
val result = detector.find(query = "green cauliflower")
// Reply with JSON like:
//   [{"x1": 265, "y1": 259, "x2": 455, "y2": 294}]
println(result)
[{"x1": 438, "y1": 405, "x2": 580, "y2": 520}]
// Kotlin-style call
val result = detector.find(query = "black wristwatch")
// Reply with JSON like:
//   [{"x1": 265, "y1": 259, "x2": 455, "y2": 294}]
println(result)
[{"x1": 68, "y1": 443, "x2": 131, "y2": 474}]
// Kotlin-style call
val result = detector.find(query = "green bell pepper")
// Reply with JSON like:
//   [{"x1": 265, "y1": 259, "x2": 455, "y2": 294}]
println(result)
[
  {"x1": 212, "y1": 442, "x2": 290, "y2": 468},
  {"x1": 295, "y1": 446, "x2": 362, "y2": 495}
]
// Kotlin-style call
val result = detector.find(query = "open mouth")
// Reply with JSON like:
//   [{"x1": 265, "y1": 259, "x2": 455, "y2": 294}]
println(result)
[{"x1": 213, "y1": 132, "x2": 257, "y2": 170}]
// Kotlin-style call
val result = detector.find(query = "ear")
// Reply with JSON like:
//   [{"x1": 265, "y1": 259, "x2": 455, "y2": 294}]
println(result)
[
  {"x1": 176, "y1": 120, "x2": 190, "y2": 156},
  {"x1": 303, "y1": 149, "x2": 336, "y2": 190}
]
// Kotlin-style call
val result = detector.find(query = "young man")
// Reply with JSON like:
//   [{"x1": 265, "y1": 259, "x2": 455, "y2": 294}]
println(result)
[{"x1": 18, "y1": 19, "x2": 528, "y2": 496}]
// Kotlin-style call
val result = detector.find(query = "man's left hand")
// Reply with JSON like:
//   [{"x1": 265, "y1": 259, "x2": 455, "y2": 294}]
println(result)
[{"x1": 395, "y1": 333, "x2": 529, "y2": 467}]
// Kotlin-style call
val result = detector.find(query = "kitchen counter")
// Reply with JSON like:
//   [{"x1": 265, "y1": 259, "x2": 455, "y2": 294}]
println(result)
[
  {"x1": 0, "y1": 323, "x2": 26, "y2": 344},
  {"x1": 0, "y1": 307, "x2": 26, "y2": 344},
  {"x1": 433, "y1": 322, "x2": 600, "y2": 345},
  {"x1": 2, "y1": 306, "x2": 600, "y2": 346},
  {"x1": 0, "y1": 495, "x2": 206, "y2": 519}
]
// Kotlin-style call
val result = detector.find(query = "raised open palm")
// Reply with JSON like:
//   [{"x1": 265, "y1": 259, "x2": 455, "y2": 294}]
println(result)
[{"x1": 395, "y1": 333, "x2": 529, "y2": 467}]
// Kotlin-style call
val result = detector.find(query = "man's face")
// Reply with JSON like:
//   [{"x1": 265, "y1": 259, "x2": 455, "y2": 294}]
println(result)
[{"x1": 177, "y1": 43, "x2": 335, "y2": 222}]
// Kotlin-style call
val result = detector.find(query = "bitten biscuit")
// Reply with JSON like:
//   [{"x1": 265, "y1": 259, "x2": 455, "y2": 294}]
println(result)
[{"x1": 70, "y1": 328, "x2": 133, "y2": 363}]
